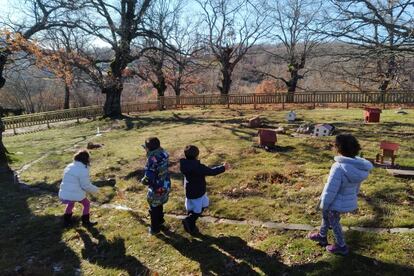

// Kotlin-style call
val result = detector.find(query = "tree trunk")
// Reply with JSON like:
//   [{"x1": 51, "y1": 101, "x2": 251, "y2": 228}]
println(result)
[
  {"x1": 155, "y1": 81, "x2": 167, "y2": 111},
  {"x1": 173, "y1": 79, "x2": 181, "y2": 96},
  {"x1": 286, "y1": 69, "x2": 300, "y2": 103},
  {"x1": 0, "y1": 119, "x2": 11, "y2": 174},
  {"x1": 103, "y1": 86, "x2": 123, "y2": 118},
  {"x1": 155, "y1": 81, "x2": 167, "y2": 97},
  {"x1": 64, "y1": 83, "x2": 70, "y2": 109},
  {"x1": 218, "y1": 67, "x2": 232, "y2": 95},
  {"x1": 0, "y1": 54, "x2": 7, "y2": 89}
]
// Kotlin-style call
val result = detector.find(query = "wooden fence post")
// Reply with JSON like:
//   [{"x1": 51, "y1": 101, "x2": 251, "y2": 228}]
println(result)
[
  {"x1": 313, "y1": 92, "x2": 316, "y2": 109},
  {"x1": 227, "y1": 95, "x2": 230, "y2": 109},
  {"x1": 158, "y1": 96, "x2": 164, "y2": 110},
  {"x1": 282, "y1": 94, "x2": 285, "y2": 110},
  {"x1": 203, "y1": 95, "x2": 206, "y2": 108},
  {"x1": 346, "y1": 92, "x2": 350, "y2": 109},
  {"x1": 253, "y1": 94, "x2": 257, "y2": 110}
]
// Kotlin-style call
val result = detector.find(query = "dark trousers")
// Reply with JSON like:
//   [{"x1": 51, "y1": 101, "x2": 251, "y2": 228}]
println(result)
[
  {"x1": 149, "y1": 205, "x2": 164, "y2": 231},
  {"x1": 185, "y1": 211, "x2": 201, "y2": 231}
]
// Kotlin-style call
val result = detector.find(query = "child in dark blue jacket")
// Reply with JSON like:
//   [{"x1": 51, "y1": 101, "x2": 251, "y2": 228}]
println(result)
[
  {"x1": 180, "y1": 145, "x2": 229, "y2": 234},
  {"x1": 141, "y1": 137, "x2": 171, "y2": 235}
]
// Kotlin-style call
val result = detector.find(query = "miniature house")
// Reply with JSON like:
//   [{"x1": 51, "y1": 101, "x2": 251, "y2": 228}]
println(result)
[
  {"x1": 296, "y1": 124, "x2": 314, "y2": 134},
  {"x1": 376, "y1": 141, "x2": 399, "y2": 166},
  {"x1": 258, "y1": 128, "x2": 277, "y2": 147},
  {"x1": 313, "y1": 124, "x2": 335, "y2": 137},
  {"x1": 249, "y1": 116, "x2": 261, "y2": 128},
  {"x1": 286, "y1": 111, "x2": 296, "y2": 122},
  {"x1": 364, "y1": 107, "x2": 382, "y2": 123}
]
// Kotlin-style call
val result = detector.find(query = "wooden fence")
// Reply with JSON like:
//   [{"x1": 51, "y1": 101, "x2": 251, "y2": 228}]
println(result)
[
  {"x1": 2, "y1": 101, "x2": 161, "y2": 133},
  {"x1": 2, "y1": 106, "x2": 103, "y2": 133},
  {"x1": 2, "y1": 91, "x2": 414, "y2": 133},
  {"x1": 160, "y1": 91, "x2": 414, "y2": 109}
]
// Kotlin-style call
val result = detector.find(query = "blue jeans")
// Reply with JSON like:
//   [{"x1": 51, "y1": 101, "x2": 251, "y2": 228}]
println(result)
[{"x1": 320, "y1": 210, "x2": 346, "y2": 247}]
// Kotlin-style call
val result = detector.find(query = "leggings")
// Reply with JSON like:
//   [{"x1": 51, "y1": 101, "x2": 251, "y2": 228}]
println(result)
[
  {"x1": 320, "y1": 210, "x2": 346, "y2": 247},
  {"x1": 63, "y1": 198, "x2": 90, "y2": 215}
]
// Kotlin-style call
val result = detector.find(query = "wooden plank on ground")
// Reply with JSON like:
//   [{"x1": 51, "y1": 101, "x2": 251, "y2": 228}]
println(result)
[{"x1": 386, "y1": 169, "x2": 414, "y2": 177}]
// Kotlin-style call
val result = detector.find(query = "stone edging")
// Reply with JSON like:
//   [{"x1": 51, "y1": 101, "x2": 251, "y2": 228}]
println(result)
[{"x1": 100, "y1": 204, "x2": 414, "y2": 234}]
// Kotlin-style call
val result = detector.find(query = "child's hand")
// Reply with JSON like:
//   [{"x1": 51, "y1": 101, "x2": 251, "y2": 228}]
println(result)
[
  {"x1": 223, "y1": 162, "x2": 231, "y2": 170},
  {"x1": 141, "y1": 176, "x2": 149, "y2": 186}
]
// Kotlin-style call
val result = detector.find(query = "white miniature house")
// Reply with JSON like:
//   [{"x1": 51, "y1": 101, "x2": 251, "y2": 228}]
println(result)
[
  {"x1": 286, "y1": 111, "x2": 296, "y2": 122},
  {"x1": 313, "y1": 124, "x2": 335, "y2": 136}
]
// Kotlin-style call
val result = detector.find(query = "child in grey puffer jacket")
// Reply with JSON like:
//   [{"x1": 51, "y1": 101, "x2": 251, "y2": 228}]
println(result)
[{"x1": 308, "y1": 134, "x2": 373, "y2": 255}]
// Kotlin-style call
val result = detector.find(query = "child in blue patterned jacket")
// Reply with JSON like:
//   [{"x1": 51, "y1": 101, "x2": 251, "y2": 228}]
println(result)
[
  {"x1": 308, "y1": 134, "x2": 373, "y2": 255},
  {"x1": 141, "y1": 137, "x2": 171, "y2": 235}
]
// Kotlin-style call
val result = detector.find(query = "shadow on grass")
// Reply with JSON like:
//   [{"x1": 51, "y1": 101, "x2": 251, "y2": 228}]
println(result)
[
  {"x1": 0, "y1": 175, "x2": 149, "y2": 275},
  {"x1": 158, "y1": 229, "x2": 280, "y2": 275},
  {"x1": 359, "y1": 184, "x2": 414, "y2": 228},
  {"x1": 156, "y1": 228, "x2": 414, "y2": 275},
  {"x1": 333, "y1": 121, "x2": 414, "y2": 139},
  {"x1": 294, "y1": 230, "x2": 414, "y2": 275},
  {"x1": 0, "y1": 175, "x2": 80, "y2": 274},
  {"x1": 122, "y1": 113, "x2": 248, "y2": 131},
  {"x1": 78, "y1": 226, "x2": 149, "y2": 276}
]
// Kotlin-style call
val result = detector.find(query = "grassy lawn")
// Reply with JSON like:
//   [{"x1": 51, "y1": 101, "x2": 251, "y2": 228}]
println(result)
[{"x1": 1, "y1": 107, "x2": 414, "y2": 275}]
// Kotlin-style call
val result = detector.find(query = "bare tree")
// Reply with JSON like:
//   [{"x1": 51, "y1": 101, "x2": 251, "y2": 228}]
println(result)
[
  {"x1": 42, "y1": 27, "x2": 90, "y2": 109},
  {"x1": 327, "y1": 0, "x2": 414, "y2": 92},
  {"x1": 0, "y1": 0, "x2": 80, "y2": 90},
  {"x1": 165, "y1": 17, "x2": 204, "y2": 96},
  {"x1": 254, "y1": 0, "x2": 325, "y2": 100},
  {"x1": 133, "y1": 0, "x2": 203, "y2": 97},
  {"x1": 329, "y1": 0, "x2": 414, "y2": 53},
  {"x1": 196, "y1": 0, "x2": 270, "y2": 95},
  {"x1": 0, "y1": 0, "x2": 80, "y2": 174},
  {"x1": 67, "y1": 0, "x2": 160, "y2": 117},
  {"x1": 133, "y1": 0, "x2": 182, "y2": 98}
]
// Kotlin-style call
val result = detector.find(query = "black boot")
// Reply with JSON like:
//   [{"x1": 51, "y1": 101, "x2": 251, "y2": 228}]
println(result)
[
  {"x1": 81, "y1": 214, "x2": 97, "y2": 227},
  {"x1": 182, "y1": 212, "x2": 200, "y2": 235},
  {"x1": 63, "y1": 213, "x2": 73, "y2": 228}
]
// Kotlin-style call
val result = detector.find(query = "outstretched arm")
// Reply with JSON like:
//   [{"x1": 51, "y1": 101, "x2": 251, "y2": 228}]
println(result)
[
  {"x1": 200, "y1": 164, "x2": 226, "y2": 176},
  {"x1": 79, "y1": 170, "x2": 99, "y2": 194}
]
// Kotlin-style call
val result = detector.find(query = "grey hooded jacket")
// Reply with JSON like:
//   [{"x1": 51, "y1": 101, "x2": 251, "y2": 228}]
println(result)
[{"x1": 320, "y1": 156, "x2": 373, "y2": 212}]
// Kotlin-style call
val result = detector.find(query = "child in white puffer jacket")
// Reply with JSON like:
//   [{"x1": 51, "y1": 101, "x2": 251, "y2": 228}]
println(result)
[
  {"x1": 59, "y1": 150, "x2": 99, "y2": 227},
  {"x1": 308, "y1": 134, "x2": 373, "y2": 255}
]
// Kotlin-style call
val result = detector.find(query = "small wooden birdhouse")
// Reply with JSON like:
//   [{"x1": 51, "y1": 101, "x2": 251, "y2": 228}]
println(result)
[
  {"x1": 364, "y1": 107, "x2": 382, "y2": 123},
  {"x1": 258, "y1": 128, "x2": 277, "y2": 147},
  {"x1": 248, "y1": 116, "x2": 261, "y2": 128},
  {"x1": 286, "y1": 111, "x2": 296, "y2": 122},
  {"x1": 376, "y1": 141, "x2": 399, "y2": 166},
  {"x1": 313, "y1": 124, "x2": 335, "y2": 136}
]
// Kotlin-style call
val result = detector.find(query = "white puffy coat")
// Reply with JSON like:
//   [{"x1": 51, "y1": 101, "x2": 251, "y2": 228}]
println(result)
[{"x1": 59, "y1": 161, "x2": 98, "y2": 201}]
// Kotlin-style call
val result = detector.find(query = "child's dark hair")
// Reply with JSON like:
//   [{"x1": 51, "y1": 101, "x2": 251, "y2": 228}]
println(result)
[
  {"x1": 145, "y1": 137, "x2": 161, "y2": 151},
  {"x1": 335, "y1": 134, "x2": 361, "y2": 158},
  {"x1": 184, "y1": 145, "x2": 199, "y2": 160},
  {"x1": 74, "y1": 150, "x2": 90, "y2": 166}
]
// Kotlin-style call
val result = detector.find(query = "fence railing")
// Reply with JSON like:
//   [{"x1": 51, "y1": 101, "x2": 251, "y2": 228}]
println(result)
[
  {"x1": 2, "y1": 106, "x2": 103, "y2": 133},
  {"x1": 160, "y1": 91, "x2": 414, "y2": 109},
  {"x1": 2, "y1": 101, "x2": 161, "y2": 132},
  {"x1": 2, "y1": 91, "x2": 414, "y2": 132}
]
